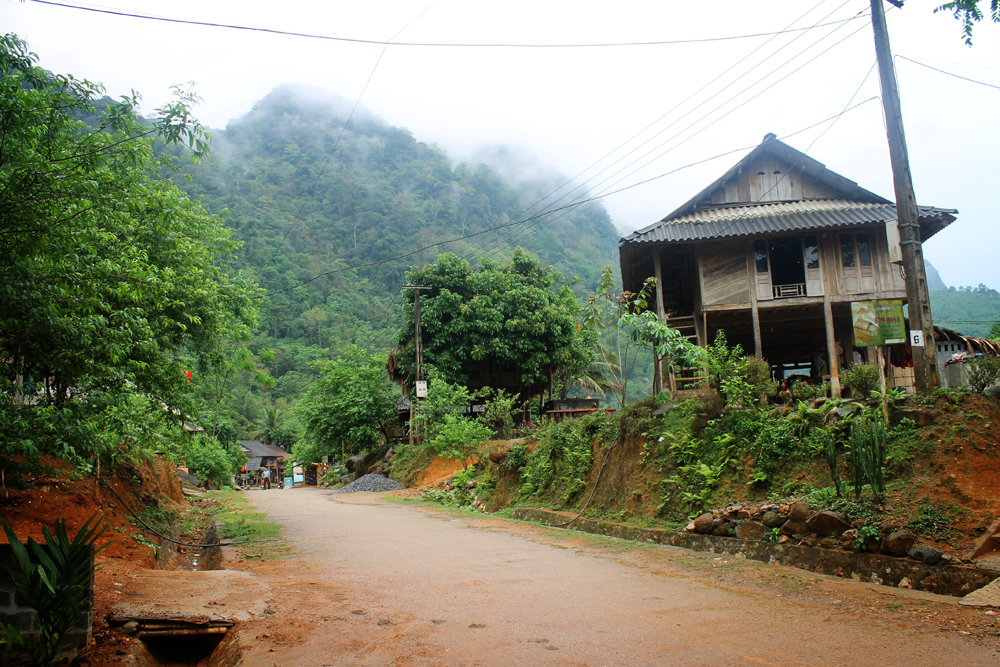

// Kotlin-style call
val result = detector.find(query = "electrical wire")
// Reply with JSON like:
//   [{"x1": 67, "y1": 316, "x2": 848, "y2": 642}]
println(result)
[
  {"x1": 551, "y1": 434, "x2": 619, "y2": 528},
  {"x1": 261, "y1": 93, "x2": 881, "y2": 304},
  {"x1": 265, "y1": 4, "x2": 871, "y2": 296},
  {"x1": 25, "y1": 0, "x2": 863, "y2": 49},
  {"x1": 896, "y1": 55, "x2": 1000, "y2": 90},
  {"x1": 465, "y1": 0, "x2": 861, "y2": 260},
  {"x1": 473, "y1": 22, "x2": 876, "y2": 264},
  {"x1": 98, "y1": 476, "x2": 279, "y2": 548}
]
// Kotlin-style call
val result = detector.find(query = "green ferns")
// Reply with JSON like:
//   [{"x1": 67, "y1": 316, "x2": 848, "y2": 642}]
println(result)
[{"x1": 518, "y1": 414, "x2": 606, "y2": 504}]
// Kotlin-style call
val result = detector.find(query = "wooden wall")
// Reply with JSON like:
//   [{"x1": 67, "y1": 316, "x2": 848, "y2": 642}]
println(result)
[
  {"x1": 701, "y1": 239, "x2": 750, "y2": 306},
  {"x1": 708, "y1": 155, "x2": 839, "y2": 206}
]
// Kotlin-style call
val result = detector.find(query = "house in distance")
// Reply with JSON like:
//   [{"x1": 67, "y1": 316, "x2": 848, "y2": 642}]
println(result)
[{"x1": 618, "y1": 133, "x2": 957, "y2": 397}]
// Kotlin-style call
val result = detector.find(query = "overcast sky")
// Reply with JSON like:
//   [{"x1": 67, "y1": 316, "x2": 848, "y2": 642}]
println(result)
[{"x1": 5, "y1": 0, "x2": 999, "y2": 288}]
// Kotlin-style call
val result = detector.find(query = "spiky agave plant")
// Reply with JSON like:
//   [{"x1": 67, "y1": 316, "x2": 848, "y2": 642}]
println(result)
[{"x1": 0, "y1": 514, "x2": 110, "y2": 666}]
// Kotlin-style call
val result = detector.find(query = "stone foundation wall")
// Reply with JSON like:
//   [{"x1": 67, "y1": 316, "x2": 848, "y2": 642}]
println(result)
[{"x1": 512, "y1": 508, "x2": 1000, "y2": 597}]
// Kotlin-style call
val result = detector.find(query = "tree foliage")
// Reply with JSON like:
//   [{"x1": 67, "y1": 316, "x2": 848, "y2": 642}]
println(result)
[
  {"x1": 295, "y1": 346, "x2": 398, "y2": 463},
  {"x1": 164, "y1": 85, "x2": 619, "y2": 419},
  {"x1": 934, "y1": 0, "x2": 1000, "y2": 45},
  {"x1": 0, "y1": 34, "x2": 260, "y2": 473},
  {"x1": 394, "y1": 249, "x2": 589, "y2": 394},
  {"x1": 929, "y1": 284, "x2": 1000, "y2": 338}
]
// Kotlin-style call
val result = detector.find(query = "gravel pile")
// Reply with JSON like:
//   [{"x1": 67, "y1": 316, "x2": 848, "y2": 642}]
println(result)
[{"x1": 333, "y1": 474, "x2": 405, "y2": 494}]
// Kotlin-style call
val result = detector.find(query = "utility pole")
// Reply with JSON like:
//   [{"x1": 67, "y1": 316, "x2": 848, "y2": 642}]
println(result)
[
  {"x1": 869, "y1": 0, "x2": 940, "y2": 393},
  {"x1": 402, "y1": 285, "x2": 431, "y2": 444}
]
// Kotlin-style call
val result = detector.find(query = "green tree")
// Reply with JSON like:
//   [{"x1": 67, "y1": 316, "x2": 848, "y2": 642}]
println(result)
[
  {"x1": 426, "y1": 413, "x2": 493, "y2": 470},
  {"x1": 0, "y1": 34, "x2": 260, "y2": 473},
  {"x1": 295, "y1": 346, "x2": 398, "y2": 463},
  {"x1": 394, "y1": 249, "x2": 588, "y2": 397},
  {"x1": 581, "y1": 266, "x2": 660, "y2": 408},
  {"x1": 183, "y1": 435, "x2": 246, "y2": 489},
  {"x1": 934, "y1": 0, "x2": 999, "y2": 45},
  {"x1": 254, "y1": 407, "x2": 286, "y2": 447}
]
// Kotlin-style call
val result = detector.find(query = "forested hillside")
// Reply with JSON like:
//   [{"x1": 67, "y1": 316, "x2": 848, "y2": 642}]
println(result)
[
  {"x1": 930, "y1": 284, "x2": 1000, "y2": 338},
  {"x1": 167, "y1": 85, "x2": 622, "y2": 442}
]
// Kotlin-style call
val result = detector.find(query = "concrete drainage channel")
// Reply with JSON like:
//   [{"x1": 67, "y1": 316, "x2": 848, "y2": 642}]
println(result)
[
  {"x1": 110, "y1": 518, "x2": 267, "y2": 667},
  {"x1": 512, "y1": 508, "x2": 1000, "y2": 599}
]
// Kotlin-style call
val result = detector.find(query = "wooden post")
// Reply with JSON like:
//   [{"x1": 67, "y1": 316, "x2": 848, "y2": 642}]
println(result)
[
  {"x1": 747, "y1": 243, "x2": 763, "y2": 359},
  {"x1": 870, "y1": 0, "x2": 940, "y2": 393},
  {"x1": 877, "y1": 346, "x2": 889, "y2": 422},
  {"x1": 824, "y1": 298, "x2": 842, "y2": 398},
  {"x1": 402, "y1": 285, "x2": 430, "y2": 445},
  {"x1": 653, "y1": 250, "x2": 666, "y2": 394},
  {"x1": 750, "y1": 301, "x2": 762, "y2": 359}
]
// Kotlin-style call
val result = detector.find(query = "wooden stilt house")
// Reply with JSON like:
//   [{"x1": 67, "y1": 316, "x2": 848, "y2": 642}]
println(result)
[{"x1": 618, "y1": 133, "x2": 957, "y2": 397}]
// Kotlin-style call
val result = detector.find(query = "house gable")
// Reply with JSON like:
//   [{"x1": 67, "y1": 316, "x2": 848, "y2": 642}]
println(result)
[{"x1": 663, "y1": 133, "x2": 889, "y2": 221}]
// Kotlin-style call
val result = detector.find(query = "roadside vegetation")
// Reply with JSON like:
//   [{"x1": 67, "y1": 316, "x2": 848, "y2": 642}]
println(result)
[{"x1": 207, "y1": 489, "x2": 289, "y2": 561}]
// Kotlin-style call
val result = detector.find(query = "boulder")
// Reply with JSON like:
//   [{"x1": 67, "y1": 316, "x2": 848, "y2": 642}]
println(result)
[
  {"x1": 762, "y1": 511, "x2": 784, "y2": 528},
  {"x1": 805, "y1": 511, "x2": 851, "y2": 537},
  {"x1": 736, "y1": 521, "x2": 767, "y2": 540},
  {"x1": 841, "y1": 528, "x2": 858, "y2": 550},
  {"x1": 712, "y1": 523, "x2": 732, "y2": 536},
  {"x1": 882, "y1": 530, "x2": 918, "y2": 557},
  {"x1": 346, "y1": 452, "x2": 367, "y2": 473},
  {"x1": 692, "y1": 512, "x2": 714, "y2": 534},
  {"x1": 710, "y1": 518, "x2": 725, "y2": 531},
  {"x1": 488, "y1": 442, "x2": 515, "y2": 464},
  {"x1": 736, "y1": 509, "x2": 752, "y2": 520},
  {"x1": 908, "y1": 545, "x2": 943, "y2": 565},
  {"x1": 788, "y1": 501, "x2": 811, "y2": 522},
  {"x1": 778, "y1": 520, "x2": 809, "y2": 536}
]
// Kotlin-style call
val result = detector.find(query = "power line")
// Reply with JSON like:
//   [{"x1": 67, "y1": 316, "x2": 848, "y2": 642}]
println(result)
[
  {"x1": 26, "y1": 0, "x2": 863, "y2": 49},
  {"x1": 271, "y1": 95, "x2": 881, "y2": 311},
  {"x1": 896, "y1": 55, "x2": 1000, "y2": 90},
  {"x1": 472, "y1": 13, "x2": 875, "y2": 263},
  {"x1": 463, "y1": 0, "x2": 863, "y2": 262}
]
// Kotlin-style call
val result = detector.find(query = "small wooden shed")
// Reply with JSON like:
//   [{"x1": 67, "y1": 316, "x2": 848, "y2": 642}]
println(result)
[{"x1": 618, "y1": 133, "x2": 957, "y2": 397}]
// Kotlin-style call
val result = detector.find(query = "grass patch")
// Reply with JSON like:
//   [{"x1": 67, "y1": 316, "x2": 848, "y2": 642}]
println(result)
[{"x1": 206, "y1": 490, "x2": 290, "y2": 560}]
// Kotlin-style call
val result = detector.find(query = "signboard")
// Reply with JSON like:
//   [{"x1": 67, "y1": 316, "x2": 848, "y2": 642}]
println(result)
[
  {"x1": 909, "y1": 329, "x2": 924, "y2": 347},
  {"x1": 851, "y1": 300, "x2": 906, "y2": 346},
  {"x1": 415, "y1": 380, "x2": 428, "y2": 398}
]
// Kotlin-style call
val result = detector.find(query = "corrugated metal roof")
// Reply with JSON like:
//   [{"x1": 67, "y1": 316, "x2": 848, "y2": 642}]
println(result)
[
  {"x1": 245, "y1": 457, "x2": 263, "y2": 471},
  {"x1": 622, "y1": 200, "x2": 957, "y2": 245},
  {"x1": 238, "y1": 440, "x2": 291, "y2": 459}
]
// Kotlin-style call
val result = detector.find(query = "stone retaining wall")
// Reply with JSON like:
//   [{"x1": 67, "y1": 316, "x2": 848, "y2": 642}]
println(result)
[{"x1": 512, "y1": 508, "x2": 1000, "y2": 598}]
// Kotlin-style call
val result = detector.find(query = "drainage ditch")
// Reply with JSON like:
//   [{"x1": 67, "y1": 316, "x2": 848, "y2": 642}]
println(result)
[{"x1": 114, "y1": 518, "x2": 248, "y2": 667}]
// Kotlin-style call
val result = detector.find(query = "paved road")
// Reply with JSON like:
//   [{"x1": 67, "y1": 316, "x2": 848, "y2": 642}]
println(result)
[{"x1": 240, "y1": 488, "x2": 995, "y2": 666}]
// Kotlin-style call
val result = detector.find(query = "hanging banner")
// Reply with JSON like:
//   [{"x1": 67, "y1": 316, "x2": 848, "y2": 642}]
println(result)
[{"x1": 852, "y1": 300, "x2": 906, "y2": 346}]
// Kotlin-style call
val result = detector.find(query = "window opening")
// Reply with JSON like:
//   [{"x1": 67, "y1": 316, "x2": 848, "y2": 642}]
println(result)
[
  {"x1": 754, "y1": 240, "x2": 769, "y2": 274},
  {"x1": 857, "y1": 233, "x2": 871, "y2": 266},
  {"x1": 768, "y1": 237, "x2": 806, "y2": 298},
  {"x1": 840, "y1": 234, "x2": 855, "y2": 268},
  {"x1": 804, "y1": 236, "x2": 819, "y2": 269}
]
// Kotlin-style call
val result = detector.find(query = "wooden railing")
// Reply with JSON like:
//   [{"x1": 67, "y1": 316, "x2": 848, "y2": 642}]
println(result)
[{"x1": 773, "y1": 283, "x2": 806, "y2": 298}]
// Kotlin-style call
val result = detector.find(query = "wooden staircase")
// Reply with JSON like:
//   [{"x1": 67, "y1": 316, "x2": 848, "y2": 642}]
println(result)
[{"x1": 663, "y1": 314, "x2": 708, "y2": 397}]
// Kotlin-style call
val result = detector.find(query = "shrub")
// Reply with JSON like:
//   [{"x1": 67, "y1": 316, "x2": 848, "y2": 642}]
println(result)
[
  {"x1": 967, "y1": 356, "x2": 1000, "y2": 393},
  {"x1": 842, "y1": 364, "x2": 881, "y2": 398},
  {"x1": 425, "y1": 414, "x2": 493, "y2": 469},
  {"x1": 743, "y1": 357, "x2": 777, "y2": 403}
]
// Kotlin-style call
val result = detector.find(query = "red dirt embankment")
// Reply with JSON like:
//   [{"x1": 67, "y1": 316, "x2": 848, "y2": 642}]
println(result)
[{"x1": 0, "y1": 457, "x2": 185, "y2": 565}]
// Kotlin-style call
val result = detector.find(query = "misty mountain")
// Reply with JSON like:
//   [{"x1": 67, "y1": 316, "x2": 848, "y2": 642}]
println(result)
[
  {"x1": 924, "y1": 259, "x2": 946, "y2": 291},
  {"x1": 168, "y1": 84, "x2": 620, "y2": 403}
]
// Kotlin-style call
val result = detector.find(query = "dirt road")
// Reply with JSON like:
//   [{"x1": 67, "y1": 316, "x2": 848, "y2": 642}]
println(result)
[{"x1": 236, "y1": 488, "x2": 997, "y2": 666}]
